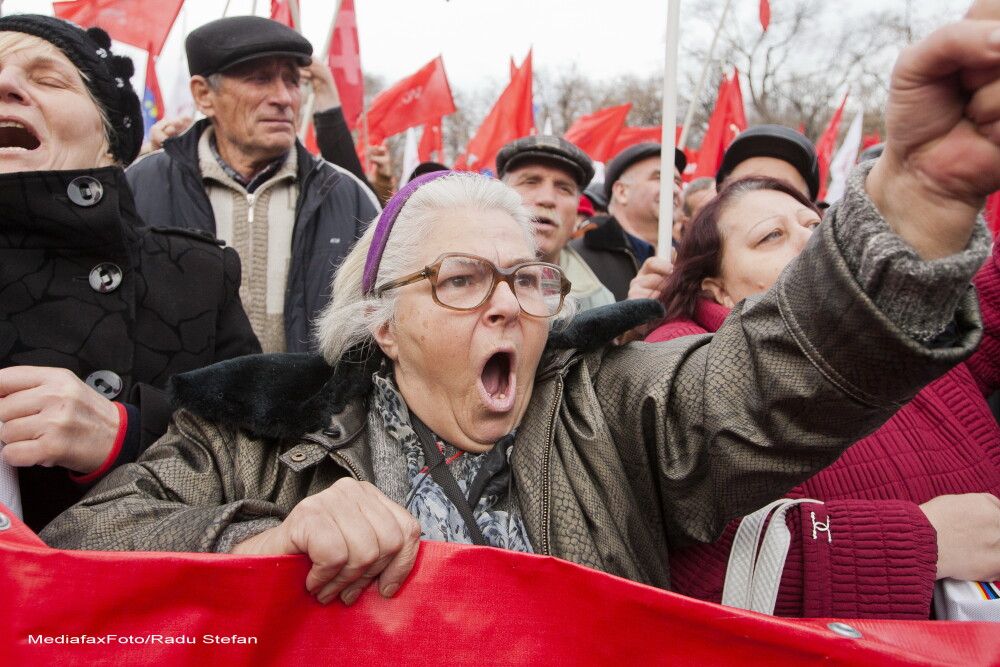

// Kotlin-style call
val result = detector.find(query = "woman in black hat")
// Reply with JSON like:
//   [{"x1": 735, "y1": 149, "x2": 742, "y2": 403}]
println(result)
[{"x1": 0, "y1": 15, "x2": 260, "y2": 532}]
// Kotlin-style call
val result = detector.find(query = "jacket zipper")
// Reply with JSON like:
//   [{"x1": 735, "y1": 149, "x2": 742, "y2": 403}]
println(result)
[
  {"x1": 245, "y1": 192, "x2": 255, "y2": 303},
  {"x1": 300, "y1": 434, "x2": 368, "y2": 482},
  {"x1": 540, "y1": 375, "x2": 563, "y2": 556}
]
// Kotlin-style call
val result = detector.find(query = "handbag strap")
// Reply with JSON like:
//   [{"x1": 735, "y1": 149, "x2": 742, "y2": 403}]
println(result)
[{"x1": 722, "y1": 498, "x2": 822, "y2": 614}]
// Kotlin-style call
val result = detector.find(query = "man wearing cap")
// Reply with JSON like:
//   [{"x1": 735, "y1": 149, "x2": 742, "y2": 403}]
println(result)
[
  {"x1": 496, "y1": 136, "x2": 615, "y2": 311},
  {"x1": 569, "y1": 143, "x2": 686, "y2": 301},
  {"x1": 126, "y1": 16, "x2": 379, "y2": 354},
  {"x1": 715, "y1": 124, "x2": 821, "y2": 203}
]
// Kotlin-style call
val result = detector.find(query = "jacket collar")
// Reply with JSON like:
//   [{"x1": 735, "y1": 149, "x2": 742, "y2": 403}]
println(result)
[{"x1": 170, "y1": 299, "x2": 664, "y2": 440}]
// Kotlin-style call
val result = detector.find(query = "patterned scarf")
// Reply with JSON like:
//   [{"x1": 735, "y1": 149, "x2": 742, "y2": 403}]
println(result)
[{"x1": 371, "y1": 374, "x2": 533, "y2": 553}]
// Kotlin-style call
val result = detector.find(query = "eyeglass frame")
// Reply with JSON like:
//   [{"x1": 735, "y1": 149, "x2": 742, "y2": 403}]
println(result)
[{"x1": 373, "y1": 252, "x2": 572, "y2": 318}]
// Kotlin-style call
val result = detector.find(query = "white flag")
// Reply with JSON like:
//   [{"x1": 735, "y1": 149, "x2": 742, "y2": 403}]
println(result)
[{"x1": 825, "y1": 109, "x2": 864, "y2": 204}]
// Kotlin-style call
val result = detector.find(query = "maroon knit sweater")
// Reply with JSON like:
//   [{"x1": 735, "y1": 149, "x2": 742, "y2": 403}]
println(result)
[{"x1": 645, "y1": 246, "x2": 1000, "y2": 620}]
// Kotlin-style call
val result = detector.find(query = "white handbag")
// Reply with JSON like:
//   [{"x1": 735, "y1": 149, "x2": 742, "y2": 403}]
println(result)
[{"x1": 721, "y1": 498, "x2": 823, "y2": 614}]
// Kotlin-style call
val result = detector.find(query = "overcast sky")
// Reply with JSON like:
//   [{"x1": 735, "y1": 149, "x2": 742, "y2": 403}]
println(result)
[{"x1": 2, "y1": 0, "x2": 971, "y2": 116}]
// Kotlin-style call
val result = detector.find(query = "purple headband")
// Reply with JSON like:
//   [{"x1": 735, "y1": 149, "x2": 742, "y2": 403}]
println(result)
[{"x1": 362, "y1": 170, "x2": 453, "y2": 295}]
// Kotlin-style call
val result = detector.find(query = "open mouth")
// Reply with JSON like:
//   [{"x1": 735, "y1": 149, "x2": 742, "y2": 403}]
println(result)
[
  {"x1": 479, "y1": 350, "x2": 515, "y2": 411},
  {"x1": 532, "y1": 215, "x2": 556, "y2": 228},
  {"x1": 0, "y1": 121, "x2": 41, "y2": 151}
]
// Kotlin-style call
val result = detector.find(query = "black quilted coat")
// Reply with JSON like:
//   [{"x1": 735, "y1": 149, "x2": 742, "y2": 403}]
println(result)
[{"x1": 0, "y1": 167, "x2": 260, "y2": 531}]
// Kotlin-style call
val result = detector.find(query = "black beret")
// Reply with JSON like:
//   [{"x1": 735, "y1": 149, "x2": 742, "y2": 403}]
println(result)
[
  {"x1": 603, "y1": 143, "x2": 686, "y2": 200},
  {"x1": 716, "y1": 124, "x2": 820, "y2": 201},
  {"x1": 0, "y1": 14, "x2": 143, "y2": 166},
  {"x1": 496, "y1": 135, "x2": 595, "y2": 189},
  {"x1": 186, "y1": 16, "x2": 312, "y2": 77}
]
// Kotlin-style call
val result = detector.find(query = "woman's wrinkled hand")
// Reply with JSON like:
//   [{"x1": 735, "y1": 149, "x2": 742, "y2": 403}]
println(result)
[
  {"x1": 232, "y1": 478, "x2": 422, "y2": 606},
  {"x1": 920, "y1": 492, "x2": 1000, "y2": 581},
  {"x1": 0, "y1": 366, "x2": 119, "y2": 474}
]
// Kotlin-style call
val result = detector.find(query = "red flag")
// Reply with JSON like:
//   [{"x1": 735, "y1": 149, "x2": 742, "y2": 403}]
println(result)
[
  {"x1": 364, "y1": 56, "x2": 456, "y2": 144},
  {"x1": 52, "y1": 0, "x2": 183, "y2": 57},
  {"x1": 693, "y1": 70, "x2": 748, "y2": 179},
  {"x1": 563, "y1": 104, "x2": 631, "y2": 163},
  {"x1": 141, "y1": 45, "x2": 164, "y2": 142},
  {"x1": 510, "y1": 56, "x2": 518, "y2": 80},
  {"x1": 456, "y1": 50, "x2": 534, "y2": 174},
  {"x1": 418, "y1": 117, "x2": 445, "y2": 163},
  {"x1": 270, "y1": 0, "x2": 298, "y2": 30},
  {"x1": 815, "y1": 92, "x2": 848, "y2": 201},
  {"x1": 760, "y1": 0, "x2": 771, "y2": 32},
  {"x1": 327, "y1": 0, "x2": 364, "y2": 130},
  {"x1": 986, "y1": 192, "x2": 1000, "y2": 239},
  {"x1": 861, "y1": 131, "x2": 881, "y2": 150}
]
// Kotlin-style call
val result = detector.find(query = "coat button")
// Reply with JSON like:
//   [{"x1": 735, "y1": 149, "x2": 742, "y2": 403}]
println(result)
[
  {"x1": 67, "y1": 176, "x2": 104, "y2": 207},
  {"x1": 89, "y1": 263, "x2": 123, "y2": 293},
  {"x1": 85, "y1": 370, "x2": 123, "y2": 399},
  {"x1": 289, "y1": 452, "x2": 308, "y2": 462}
]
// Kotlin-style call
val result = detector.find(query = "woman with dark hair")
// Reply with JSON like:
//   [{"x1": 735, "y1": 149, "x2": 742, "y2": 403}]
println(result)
[{"x1": 645, "y1": 175, "x2": 1000, "y2": 620}]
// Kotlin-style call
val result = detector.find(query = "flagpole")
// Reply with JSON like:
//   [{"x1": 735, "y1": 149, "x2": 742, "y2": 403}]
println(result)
[
  {"x1": 298, "y1": 0, "x2": 343, "y2": 140},
  {"x1": 679, "y1": 0, "x2": 734, "y2": 149},
  {"x1": 658, "y1": 0, "x2": 681, "y2": 259}
]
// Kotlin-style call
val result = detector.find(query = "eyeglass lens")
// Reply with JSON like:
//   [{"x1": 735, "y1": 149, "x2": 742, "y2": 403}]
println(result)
[{"x1": 434, "y1": 256, "x2": 563, "y2": 316}]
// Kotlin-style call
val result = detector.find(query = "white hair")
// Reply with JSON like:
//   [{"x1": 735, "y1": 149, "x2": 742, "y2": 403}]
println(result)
[{"x1": 315, "y1": 172, "x2": 576, "y2": 366}]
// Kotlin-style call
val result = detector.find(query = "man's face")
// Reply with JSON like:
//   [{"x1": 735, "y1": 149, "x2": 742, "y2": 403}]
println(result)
[
  {"x1": 194, "y1": 56, "x2": 302, "y2": 165},
  {"x1": 503, "y1": 162, "x2": 580, "y2": 264},
  {"x1": 616, "y1": 156, "x2": 662, "y2": 227}
]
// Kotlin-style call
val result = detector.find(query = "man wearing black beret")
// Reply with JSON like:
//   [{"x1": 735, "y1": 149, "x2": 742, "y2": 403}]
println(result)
[
  {"x1": 496, "y1": 136, "x2": 615, "y2": 311},
  {"x1": 715, "y1": 124, "x2": 821, "y2": 203},
  {"x1": 126, "y1": 16, "x2": 379, "y2": 354}
]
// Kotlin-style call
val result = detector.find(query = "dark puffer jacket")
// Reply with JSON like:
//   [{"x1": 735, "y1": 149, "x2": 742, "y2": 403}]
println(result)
[{"x1": 0, "y1": 167, "x2": 260, "y2": 531}]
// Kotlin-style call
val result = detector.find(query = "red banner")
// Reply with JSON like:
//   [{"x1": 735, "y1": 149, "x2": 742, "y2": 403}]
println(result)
[
  {"x1": 52, "y1": 0, "x2": 183, "y2": 57},
  {"x1": 564, "y1": 104, "x2": 632, "y2": 163},
  {"x1": 816, "y1": 92, "x2": 849, "y2": 201},
  {"x1": 1, "y1": 508, "x2": 998, "y2": 665},
  {"x1": 455, "y1": 50, "x2": 534, "y2": 174},
  {"x1": 365, "y1": 56, "x2": 456, "y2": 145},
  {"x1": 327, "y1": 0, "x2": 364, "y2": 130},
  {"x1": 270, "y1": 0, "x2": 298, "y2": 29},
  {"x1": 693, "y1": 69, "x2": 748, "y2": 179},
  {"x1": 418, "y1": 117, "x2": 445, "y2": 164},
  {"x1": 760, "y1": 0, "x2": 772, "y2": 32}
]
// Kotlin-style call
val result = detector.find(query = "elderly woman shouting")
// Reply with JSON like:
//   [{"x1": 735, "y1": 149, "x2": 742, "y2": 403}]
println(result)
[
  {"x1": 0, "y1": 15, "x2": 259, "y2": 532},
  {"x1": 42, "y1": 2, "x2": 1000, "y2": 608}
]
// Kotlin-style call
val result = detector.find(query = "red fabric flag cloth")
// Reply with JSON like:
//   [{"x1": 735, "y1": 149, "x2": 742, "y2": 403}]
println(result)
[
  {"x1": 815, "y1": 92, "x2": 849, "y2": 201},
  {"x1": 2, "y1": 508, "x2": 1000, "y2": 666},
  {"x1": 760, "y1": 0, "x2": 771, "y2": 32},
  {"x1": 52, "y1": 0, "x2": 183, "y2": 57},
  {"x1": 861, "y1": 131, "x2": 882, "y2": 150},
  {"x1": 693, "y1": 70, "x2": 748, "y2": 179},
  {"x1": 563, "y1": 103, "x2": 632, "y2": 163},
  {"x1": 270, "y1": 0, "x2": 297, "y2": 29},
  {"x1": 457, "y1": 51, "x2": 534, "y2": 174},
  {"x1": 365, "y1": 56, "x2": 456, "y2": 145},
  {"x1": 418, "y1": 117, "x2": 445, "y2": 164},
  {"x1": 327, "y1": 0, "x2": 364, "y2": 130}
]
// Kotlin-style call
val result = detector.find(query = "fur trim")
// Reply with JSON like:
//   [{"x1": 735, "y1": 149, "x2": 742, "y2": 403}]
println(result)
[
  {"x1": 170, "y1": 301, "x2": 664, "y2": 437},
  {"x1": 546, "y1": 299, "x2": 664, "y2": 351}
]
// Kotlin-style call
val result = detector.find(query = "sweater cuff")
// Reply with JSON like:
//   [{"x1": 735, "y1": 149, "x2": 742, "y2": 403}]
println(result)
[
  {"x1": 787, "y1": 499, "x2": 937, "y2": 619},
  {"x1": 70, "y1": 401, "x2": 132, "y2": 486},
  {"x1": 831, "y1": 160, "x2": 990, "y2": 343}
]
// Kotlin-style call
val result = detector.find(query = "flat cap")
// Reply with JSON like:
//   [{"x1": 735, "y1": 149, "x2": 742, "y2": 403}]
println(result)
[
  {"x1": 496, "y1": 135, "x2": 595, "y2": 189},
  {"x1": 603, "y1": 143, "x2": 686, "y2": 200},
  {"x1": 716, "y1": 124, "x2": 820, "y2": 201},
  {"x1": 186, "y1": 16, "x2": 312, "y2": 77}
]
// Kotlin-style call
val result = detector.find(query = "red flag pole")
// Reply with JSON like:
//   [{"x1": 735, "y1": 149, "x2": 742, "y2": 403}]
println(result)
[
  {"x1": 298, "y1": 0, "x2": 342, "y2": 140},
  {"x1": 679, "y1": 0, "x2": 733, "y2": 149},
  {"x1": 658, "y1": 0, "x2": 681, "y2": 258}
]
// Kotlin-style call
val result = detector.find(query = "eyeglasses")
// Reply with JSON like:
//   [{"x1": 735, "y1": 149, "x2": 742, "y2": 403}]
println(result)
[{"x1": 375, "y1": 253, "x2": 571, "y2": 318}]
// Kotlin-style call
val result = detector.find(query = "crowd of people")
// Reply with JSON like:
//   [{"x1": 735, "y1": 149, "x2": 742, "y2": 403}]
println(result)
[{"x1": 3, "y1": 3, "x2": 1000, "y2": 625}]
